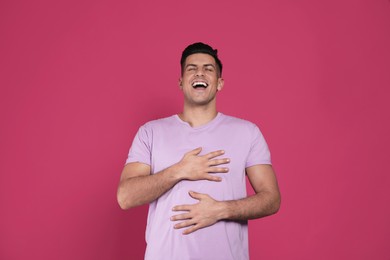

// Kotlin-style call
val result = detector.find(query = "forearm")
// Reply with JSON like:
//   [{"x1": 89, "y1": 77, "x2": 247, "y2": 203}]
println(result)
[
  {"x1": 117, "y1": 148, "x2": 229, "y2": 210},
  {"x1": 220, "y1": 190, "x2": 281, "y2": 221},
  {"x1": 170, "y1": 165, "x2": 280, "y2": 234},
  {"x1": 117, "y1": 164, "x2": 181, "y2": 209}
]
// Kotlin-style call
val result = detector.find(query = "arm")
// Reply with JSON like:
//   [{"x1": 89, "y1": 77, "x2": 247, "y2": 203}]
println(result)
[
  {"x1": 171, "y1": 164, "x2": 280, "y2": 234},
  {"x1": 117, "y1": 162, "x2": 179, "y2": 210},
  {"x1": 221, "y1": 164, "x2": 280, "y2": 219},
  {"x1": 117, "y1": 147, "x2": 230, "y2": 210}
]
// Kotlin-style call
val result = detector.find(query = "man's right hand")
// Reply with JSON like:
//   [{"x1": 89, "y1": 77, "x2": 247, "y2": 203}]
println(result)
[
  {"x1": 117, "y1": 147, "x2": 230, "y2": 209},
  {"x1": 174, "y1": 147, "x2": 230, "y2": 182}
]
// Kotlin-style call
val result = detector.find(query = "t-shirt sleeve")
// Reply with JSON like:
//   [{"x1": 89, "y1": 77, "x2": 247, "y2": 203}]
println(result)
[
  {"x1": 125, "y1": 125, "x2": 152, "y2": 166},
  {"x1": 246, "y1": 125, "x2": 272, "y2": 168}
]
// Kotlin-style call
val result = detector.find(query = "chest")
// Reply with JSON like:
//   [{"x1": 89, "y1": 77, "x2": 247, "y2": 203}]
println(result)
[{"x1": 149, "y1": 128, "x2": 252, "y2": 177}]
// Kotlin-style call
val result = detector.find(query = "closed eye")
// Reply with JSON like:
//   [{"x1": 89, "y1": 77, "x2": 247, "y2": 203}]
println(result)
[
  {"x1": 186, "y1": 65, "x2": 197, "y2": 71},
  {"x1": 204, "y1": 65, "x2": 215, "y2": 72}
]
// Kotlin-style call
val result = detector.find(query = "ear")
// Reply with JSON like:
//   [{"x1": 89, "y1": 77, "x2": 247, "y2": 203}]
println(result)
[
  {"x1": 178, "y1": 78, "x2": 183, "y2": 90},
  {"x1": 217, "y1": 78, "x2": 224, "y2": 91}
]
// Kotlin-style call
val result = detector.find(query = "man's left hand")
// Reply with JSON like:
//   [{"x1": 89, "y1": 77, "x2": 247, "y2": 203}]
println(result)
[{"x1": 171, "y1": 191, "x2": 224, "y2": 235}]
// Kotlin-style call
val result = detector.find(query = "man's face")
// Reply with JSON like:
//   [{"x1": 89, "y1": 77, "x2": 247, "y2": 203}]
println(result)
[{"x1": 179, "y1": 53, "x2": 224, "y2": 106}]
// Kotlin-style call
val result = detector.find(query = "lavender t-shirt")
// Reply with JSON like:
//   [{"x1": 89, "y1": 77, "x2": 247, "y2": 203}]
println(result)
[{"x1": 126, "y1": 113, "x2": 271, "y2": 260}]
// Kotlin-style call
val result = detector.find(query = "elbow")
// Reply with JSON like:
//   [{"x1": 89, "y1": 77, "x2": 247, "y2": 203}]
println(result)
[
  {"x1": 117, "y1": 188, "x2": 133, "y2": 210},
  {"x1": 260, "y1": 190, "x2": 281, "y2": 217},
  {"x1": 117, "y1": 183, "x2": 146, "y2": 210},
  {"x1": 117, "y1": 194, "x2": 129, "y2": 210},
  {"x1": 270, "y1": 192, "x2": 281, "y2": 215},
  {"x1": 253, "y1": 190, "x2": 281, "y2": 218},
  {"x1": 117, "y1": 199, "x2": 129, "y2": 210}
]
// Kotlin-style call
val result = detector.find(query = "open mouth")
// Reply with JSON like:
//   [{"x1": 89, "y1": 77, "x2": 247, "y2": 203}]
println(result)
[{"x1": 192, "y1": 81, "x2": 208, "y2": 89}]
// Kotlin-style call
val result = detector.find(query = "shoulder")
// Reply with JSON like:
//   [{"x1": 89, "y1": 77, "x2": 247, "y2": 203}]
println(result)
[
  {"x1": 139, "y1": 115, "x2": 177, "y2": 132},
  {"x1": 220, "y1": 113, "x2": 258, "y2": 129},
  {"x1": 133, "y1": 115, "x2": 176, "y2": 142},
  {"x1": 219, "y1": 113, "x2": 265, "y2": 139}
]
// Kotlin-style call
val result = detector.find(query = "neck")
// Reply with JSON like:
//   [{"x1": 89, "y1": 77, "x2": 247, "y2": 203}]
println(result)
[{"x1": 178, "y1": 103, "x2": 218, "y2": 127}]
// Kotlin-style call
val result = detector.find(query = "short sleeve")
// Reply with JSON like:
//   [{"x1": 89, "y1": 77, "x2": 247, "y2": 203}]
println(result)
[
  {"x1": 125, "y1": 125, "x2": 152, "y2": 166},
  {"x1": 245, "y1": 125, "x2": 271, "y2": 168}
]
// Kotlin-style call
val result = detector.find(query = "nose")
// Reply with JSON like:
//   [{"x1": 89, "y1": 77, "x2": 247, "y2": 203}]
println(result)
[{"x1": 195, "y1": 68, "x2": 204, "y2": 77}]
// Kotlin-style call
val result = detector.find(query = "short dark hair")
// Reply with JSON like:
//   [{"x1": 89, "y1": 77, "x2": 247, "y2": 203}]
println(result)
[{"x1": 180, "y1": 42, "x2": 223, "y2": 76}]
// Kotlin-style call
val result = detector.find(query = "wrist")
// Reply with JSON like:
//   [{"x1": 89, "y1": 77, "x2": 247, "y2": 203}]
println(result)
[
  {"x1": 168, "y1": 162, "x2": 185, "y2": 181},
  {"x1": 216, "y1": 200, "x2": 231, "y2": 220}
]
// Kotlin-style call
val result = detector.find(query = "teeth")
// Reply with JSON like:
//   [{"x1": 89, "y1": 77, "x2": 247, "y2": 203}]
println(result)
[{"x1": 192, "y1": 82, "x2": 208, "y2": 87}]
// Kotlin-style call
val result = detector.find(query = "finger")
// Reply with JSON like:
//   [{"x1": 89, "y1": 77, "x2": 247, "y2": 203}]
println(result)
[
  {"x1": 188, "y1": 191, "x2": 206, "y2": 200},
  {"x1": 208, "y1": 158, "x2": 230, "y2": 166},
  {"x1": 203, "y1": 174, "x2": 222, "y2": 182},
  {"x1": 187, "y1": 147, "x2": 202, "y2": 156},
  {"x1": 170, "y1": 212, "x2": 191, "y2": 221},
  {"x1": 172, "y1": 204, "x2": 192, "y2": 211},
  {"x1": 205, "y1": 150, "x2": 225, "y2": 159},
  {"x1": 207, "y1": 167, "x2": 229, "y2": 173},
  {"x1": 182, "y1": 225, "x2": 200, "y2": 235},
  {"x1": 174, "y1": 220, "x2": 196, "y2": 229}
]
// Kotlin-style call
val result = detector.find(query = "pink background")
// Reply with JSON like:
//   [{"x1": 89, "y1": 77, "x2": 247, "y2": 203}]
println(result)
[{"x1": 1, "y1": 0, "x2": 390, "y2": 259}]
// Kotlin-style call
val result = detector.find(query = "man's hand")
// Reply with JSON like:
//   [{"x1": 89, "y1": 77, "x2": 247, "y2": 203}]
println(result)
[
  {"x1": 117, "y1": 147, "x2": 229, "y2": 209},
  {"x1": 175, "y1": 147, "x2": 230, "y2": 182},
  {"x1": 170, "y1": 191, "x2": 224, "y2": 235}
]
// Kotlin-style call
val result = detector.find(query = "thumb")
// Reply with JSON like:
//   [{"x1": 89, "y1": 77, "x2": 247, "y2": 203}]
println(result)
[
  {"x1": 188, "y1": 191, "x2": 205, "y2": 200},
  {"x1": 189, "y1": 147, "x2": 202, "y2": 156}
]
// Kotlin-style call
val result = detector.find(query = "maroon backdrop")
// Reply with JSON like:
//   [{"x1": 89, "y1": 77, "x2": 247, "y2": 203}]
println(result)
[{"x1": 1, "y1": 0, "x2": 390, "y2": 259}]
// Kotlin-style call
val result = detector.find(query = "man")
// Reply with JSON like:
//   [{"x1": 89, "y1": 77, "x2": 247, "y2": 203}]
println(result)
[{"x1": 117, "y1": 42, "x2": 281, "y2": 260}]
